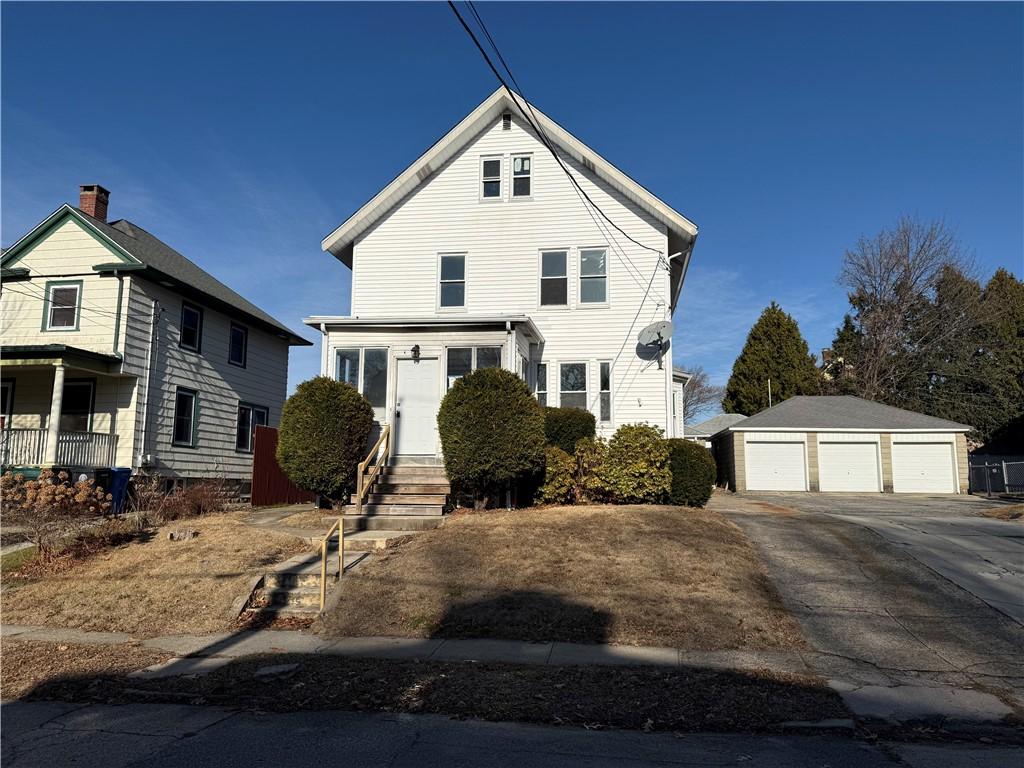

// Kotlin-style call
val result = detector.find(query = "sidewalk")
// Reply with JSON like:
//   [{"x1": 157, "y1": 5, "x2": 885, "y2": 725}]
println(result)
[{"x1": 3, "y1": 622, "x2": 1018, "y2": 728}]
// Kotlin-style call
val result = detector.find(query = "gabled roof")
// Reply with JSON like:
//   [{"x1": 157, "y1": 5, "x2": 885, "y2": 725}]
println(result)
[
  {"x1": 687, "y1": 413, "x2": 748, "y2": 437},
  {"x1": 2, "y1": 205, "x2": 310, "y2": 346},
  {"x1": 321, "y1": 88, "x2": 699, "y2": 267},
  {"x1": 726, "y1": 396, "x2": 970, "y2": 432}
]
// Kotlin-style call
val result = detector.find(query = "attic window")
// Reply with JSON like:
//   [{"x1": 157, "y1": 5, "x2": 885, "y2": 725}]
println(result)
[{"x1": 501, "y1": 112, "x2": 512, "y2": 130}]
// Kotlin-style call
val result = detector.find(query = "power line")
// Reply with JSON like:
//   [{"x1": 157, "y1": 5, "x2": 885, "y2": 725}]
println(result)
[{"x1": 1, "y1": 285, "x2": 123, "y2": 322}]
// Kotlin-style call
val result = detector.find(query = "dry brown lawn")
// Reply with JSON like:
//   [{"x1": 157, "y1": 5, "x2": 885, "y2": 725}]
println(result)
[
  {"x1": 983, "y1": 504, "x2": 1024, "y2": 522},
  {"x1": 1, "y1": 512, "x2": 307, "y2": 637},
  {"x1": 0, "y1": 640, "x2": 173, "y2": 699},
  {"x1": 321, "y1": 505, "x2": 805, "y2": 650},
  {"x1": 277, "y1": 508, "x2": 330, "y2": 529}
]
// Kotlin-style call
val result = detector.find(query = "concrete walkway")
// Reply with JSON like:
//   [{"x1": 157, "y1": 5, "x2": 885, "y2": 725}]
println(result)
[{"x1": 6, "y1": 700, "x2": 1019, "y2": 768}]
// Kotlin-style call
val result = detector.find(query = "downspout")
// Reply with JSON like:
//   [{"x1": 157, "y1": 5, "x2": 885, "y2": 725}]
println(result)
[
  {"x1": 112, "y1": 273, "x2": 125, "y2": 356},
  {"x1": 136, "y1": 299, "x2": 160, "y2": 469}
]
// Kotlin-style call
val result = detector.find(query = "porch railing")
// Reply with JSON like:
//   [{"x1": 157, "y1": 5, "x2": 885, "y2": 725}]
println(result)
[{"x1": 1, "y1": 428, "x2": 118, "y2": 469}]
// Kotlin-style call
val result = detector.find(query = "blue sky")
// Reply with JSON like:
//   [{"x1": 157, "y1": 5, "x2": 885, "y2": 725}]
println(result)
[{"x1": 3, "y1": 2, "x2": 1021, "y2": 398}]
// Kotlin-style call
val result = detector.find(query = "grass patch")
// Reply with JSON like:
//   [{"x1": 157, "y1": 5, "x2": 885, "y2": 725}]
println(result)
[
  {"x1": 0, "y1": 512, "x2": 307, "y2": 637},
  {"x1": 983, "y1": 504, "x2": 1024, "y2": 522},
  {"x1": 0, "y1": 640, "x2": 173, "y2": 699},
  {"x1": 11, "y1": 645, "x2": 848, "y2": 733},
  {"x1": 1, "y1": 544, "x2": 38, "y2": 577},
  {"x1": 277, "y1": 509, "x2": 331, "y2": 529},
  {"x1": 321, "y1": 505, "x2": 804, "y2": 650}
]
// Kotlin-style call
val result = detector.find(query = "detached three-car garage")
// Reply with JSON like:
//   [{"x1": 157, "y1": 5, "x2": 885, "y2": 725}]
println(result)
[{"x1": 713, "y1": 396, "x2": 969, "y2": 494}]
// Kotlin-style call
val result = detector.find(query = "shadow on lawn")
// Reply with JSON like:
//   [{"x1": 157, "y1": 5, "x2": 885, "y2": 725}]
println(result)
[{"x1": 431, "y1": 590, "x2": 612, "y2": 643}]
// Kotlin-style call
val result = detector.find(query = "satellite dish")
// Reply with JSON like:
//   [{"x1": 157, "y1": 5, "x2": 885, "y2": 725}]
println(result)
[{"x1": 637, "y1": 321, "x2": 673, "y2": 347}]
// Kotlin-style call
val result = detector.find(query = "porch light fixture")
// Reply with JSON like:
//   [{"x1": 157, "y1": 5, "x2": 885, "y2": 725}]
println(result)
[{"x1": 411, "y1": 344, "x2": 421, "y2": 361}]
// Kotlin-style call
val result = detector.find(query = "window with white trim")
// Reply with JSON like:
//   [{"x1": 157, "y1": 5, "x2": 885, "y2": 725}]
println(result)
[
  {"x1": 535, "y1": 363, "x2": 548, "y2": 406},
  {"x1": 334, "y1": 348, "x2": 389, "y2": 420},
  {"x1": 59, "y1": 380, "x2": 94, "y2": 432},
  {"x1": 335, "y1": 349, "x2": 359, "y2": 388},
  {"x1": 481, "y1": 157, "x2": 502, "y2": 199},
  {"x1": 45, "y1": 283, "x2": 80, "y2": 330},
  {"x1": 512, "y1": 154, "x2": 531, "y2": 197},
  {"x1": 439, "y1": 253, "x2": 466, "y2": 308},
  {"x1": 446, "y1": 346, "x2": 503, "y2": 389},
  {"x1": 560, "y1": 362, "x2": 587, "y2": 410},
  {"x1": 236, "y1": 403, "x2": 269, "y2": 452},
  {"x1": 599, "y1": 362, "x2": 612, "y2": 423},
  {"x1": 540, "y1": 250, "x2": 568, "y2": 306},
  {"x1": 579, "y1": 249, "x2": 607, "y2": 303}
]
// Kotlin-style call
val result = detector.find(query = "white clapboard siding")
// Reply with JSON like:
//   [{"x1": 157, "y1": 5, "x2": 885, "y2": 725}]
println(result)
[{"x1": 348, "y1": 115, "x2": 673, "y2": 433}]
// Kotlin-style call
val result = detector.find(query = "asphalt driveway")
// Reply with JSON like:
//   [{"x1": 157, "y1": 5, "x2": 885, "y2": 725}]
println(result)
[{"x1": 712, "y1": 492, "x2": 1024, "y2": 725}]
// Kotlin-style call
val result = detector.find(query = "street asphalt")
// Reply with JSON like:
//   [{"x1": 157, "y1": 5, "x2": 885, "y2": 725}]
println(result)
[{"x1": 2, "y1": 700, "x2": 1020, "y2": 767}]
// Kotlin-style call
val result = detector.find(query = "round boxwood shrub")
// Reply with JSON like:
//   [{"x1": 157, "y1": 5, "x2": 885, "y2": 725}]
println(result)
[
  {"x1": 543, "y1": 406, "x2": 596, "y2": 454},
  {"x1": 602, "y1": 424, "x2": 671, "y2": 504},
  {"x1": 277, "y1": 376, "x2": 374, "y2": 502},
  {"x1": 666, "y1": 438, "x2": 716, "y2": 508},
  {"x1": 538, "y1": 446, "x2": 574, "y2": 505},
  {"x1": 438, "y1": 367, "x2": 546, "y2": 508}
]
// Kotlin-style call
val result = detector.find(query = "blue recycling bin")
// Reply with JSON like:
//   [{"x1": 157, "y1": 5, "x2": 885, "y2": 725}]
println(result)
[{"x1": 107, "y1": 468, "x2": 133, "y2": 514}]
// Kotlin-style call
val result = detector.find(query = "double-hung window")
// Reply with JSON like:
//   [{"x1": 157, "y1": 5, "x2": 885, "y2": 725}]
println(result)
[
  {"x1": 579, "y1": 249, "x2": 608, "y2": 304},
  {"x1": 235, "y1": 403, "x2": 268, "y2": 452},
  {"x1": 229, "y1": 323, "x2": 248, "y2": 367},
  {"x1": 446, "y1": 346, "x2": 503, "y2": 389},
  {"x1": 44, "y1": 281, "x2": 81, "y2": 331},
  {"x1": 59, "y1": 380, "x2": 94, "y2": 432},
  {"x1": 481, "y1": 157, "x2": 502, "y2": 199},
  {"x1": 535, "y1": 363, "x2": 548, "y2": 406},
  {"x1": 540, "y1": 250, "x2": 568, "y2": 306},
  {"x1": 560, "y1": 363, "x2": 587, "y2": 410},
  {"x1": 180, "y1": 302, "x2": 203, "y2": 352},
  {"x1": 439, "y1": 253, "x2": 466, "y2": 309},
  {"x1": 173, "y1": 387, "x2": 198, "y2": 447},
  {"x1": 599, "y1": 362, "x2": 612, "y2": 423},
  {"x1": 512, "y1": 154, "x2": 531, "y2": 197}
]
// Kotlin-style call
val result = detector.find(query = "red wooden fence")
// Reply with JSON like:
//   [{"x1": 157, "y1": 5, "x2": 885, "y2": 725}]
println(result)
[{"x1": 251, "y1": 425, "x2": 316, "y2": 507}]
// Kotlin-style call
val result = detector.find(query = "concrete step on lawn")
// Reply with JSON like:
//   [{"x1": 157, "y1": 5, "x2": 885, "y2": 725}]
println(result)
[
  {"x1": 342, "y1": 529, "x2": 421, "y2": 552},
  {"x1": 367, "y1": 493, "x2": 447, "y2": 505},
  {"x1": 342, "y1": 503, "x2": 444, "y2": 516},
  {"x1": 373, "y1": 483, "x2": 450, "y2": 494},
  {"x1": 328, "y1": 515, "x2": 444, "y2": 532}
]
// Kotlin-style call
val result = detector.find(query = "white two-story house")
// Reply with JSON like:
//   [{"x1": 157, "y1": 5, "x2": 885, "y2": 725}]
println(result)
[
  {"x1": 0, "y1": 185, "x2": 310, "y2": 489},
  {"x1": 306, "y1": 89, "x2": 698, "y2": 460}
]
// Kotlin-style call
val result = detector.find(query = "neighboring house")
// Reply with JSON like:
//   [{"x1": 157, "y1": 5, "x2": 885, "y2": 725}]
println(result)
[
  {"x1": 306, "y1": 88, "x2": 699, "y2": 461},
  {"x1": 0, "y1": 185, "x2": 310, "y2": 489},
  {"x1": 684, "y1": 413, "x2": 748, "y2": 448},
  {"x1": 712, "y1": 396, "x2": 970, "y2": 494}
]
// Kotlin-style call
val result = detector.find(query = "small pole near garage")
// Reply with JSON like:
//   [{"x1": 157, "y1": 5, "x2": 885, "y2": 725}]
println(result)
[
  {"x1": 985, "y1": 464, "x2": 993, "y2": 499},
  {"x1": 1003, "y1": 461, "x2": 1010, "y2": 489},
  {"x1": 767, "y1": 378, "x2": 772, "y2": 408}
]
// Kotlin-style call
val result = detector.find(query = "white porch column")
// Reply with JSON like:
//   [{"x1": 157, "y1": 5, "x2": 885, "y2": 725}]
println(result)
[{"x1": 43, "y1": 364, "x2": 65, "y2": 466}]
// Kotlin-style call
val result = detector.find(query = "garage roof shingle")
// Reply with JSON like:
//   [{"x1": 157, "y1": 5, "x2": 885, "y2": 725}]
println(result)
[{"x1": 730, "y1": 396, "x2": 970, "y2": 431}]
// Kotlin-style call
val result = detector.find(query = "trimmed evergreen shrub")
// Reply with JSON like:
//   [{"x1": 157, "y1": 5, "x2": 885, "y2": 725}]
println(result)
[
  {"x1": 666, "y1": 438, "x2": 716, "y2": 508},
  {"x1": 544, "y1": 406, "x2": 596, "y2": 454},
  {"x1": 601, "y1": 424, "x2": 671, "y2": 504},
  {"x1": 539, "y1": 446, "x2": 574, "y2": 505},
  {"x1": 277, "y1": 376, "x2": 374, "y2": 501},
  {"x1": 573, "y1": 436, "x2": 609, "y2": 503},
  {"x1": 438, "y1": 368, "x2": 546, "y2": 508}
]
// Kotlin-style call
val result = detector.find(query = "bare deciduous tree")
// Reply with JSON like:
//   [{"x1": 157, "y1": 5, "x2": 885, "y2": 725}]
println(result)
[
  {"x1": 680, "y1": 366, "x2": 724, "y2": 424},
  {"x1": 837, "y1": 217, "x2": 986, "y2": 403}
]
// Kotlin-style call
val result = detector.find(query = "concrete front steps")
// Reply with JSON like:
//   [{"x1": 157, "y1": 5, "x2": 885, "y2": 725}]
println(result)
[
  {"x1": 342, "y1": 462, "x2": 450, "y2": 518},
  {"x1": 247, "y1": 549, "x2": 368, "y2": 617}
]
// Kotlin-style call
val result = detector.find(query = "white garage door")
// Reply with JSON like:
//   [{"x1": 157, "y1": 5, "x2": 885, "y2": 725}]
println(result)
[
  {"x1": 892, "y1": 442, "x2": 956, "y2": 493},
  {"x1": 745, "y1": 441, "x2": 806, "y2": 491},
  {"x1": 818, "y1": 442, "x2": 881, "y2": 492}
]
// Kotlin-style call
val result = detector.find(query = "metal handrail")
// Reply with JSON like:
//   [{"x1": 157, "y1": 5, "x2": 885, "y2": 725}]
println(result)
[
  {"x1": 355, "y1": 425, "x2": 391, "y2": 515},
  {"x1": 318, "y1": 516, "x2": 343, "y2": 612}
]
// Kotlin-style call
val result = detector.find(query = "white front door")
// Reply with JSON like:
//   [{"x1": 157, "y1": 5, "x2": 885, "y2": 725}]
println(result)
[
  {"x1": 818, "y1": 441, "x2": 881, "y2": 492},
  {"x1": 745, "y1": 441, "x2": 807, "y2": 491},
  {"x1": 892, "y1": 442, "x2": 956, "y2": 493},
  {"x1": 394, "y1": 358, "x2": 440, "y2": 456}
]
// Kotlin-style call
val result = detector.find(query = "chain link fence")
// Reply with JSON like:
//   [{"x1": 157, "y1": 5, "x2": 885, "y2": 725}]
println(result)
[{"x1": 969, "y1": 456, "x2": 1024, "y2": 495}]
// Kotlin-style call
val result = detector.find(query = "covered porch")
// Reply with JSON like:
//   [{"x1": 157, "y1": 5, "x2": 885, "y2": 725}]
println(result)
[{"x1": 1, "y1": 345, "x2": 136, "y2": 471}]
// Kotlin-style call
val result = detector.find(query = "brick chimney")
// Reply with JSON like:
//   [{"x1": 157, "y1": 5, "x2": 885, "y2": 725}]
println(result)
[{"x1": 79, "y1": 184, "x2": 110, "y2": 222}]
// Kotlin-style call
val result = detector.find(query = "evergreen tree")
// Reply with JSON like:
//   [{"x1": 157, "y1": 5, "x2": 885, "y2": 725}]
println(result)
[{"x1": 722, "y1": 302, "x2": 820, "y2": 415}]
